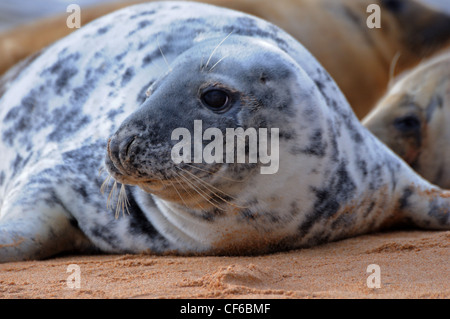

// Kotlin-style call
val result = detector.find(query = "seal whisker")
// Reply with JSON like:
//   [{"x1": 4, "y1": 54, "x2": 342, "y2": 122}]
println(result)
[
  {"x1": 107, "y1": 180, "x2": 118, "y2": 210},
  {"x1": 388, "y1": 52, "x2": 402, "y2": 89},
  {"x1": 183, "y1": 163, "x2": 245, "y2": 183},
  {"x1": 176, "y1": 166, "x2": 247, "y2": 209},
  {"x1": 208, "y1": 55, "x2": 228, "y2": 72},
  {"x1": 168, "y1": 172, "x2": 208, "y2": 213},
  {"x1": 200, "y1": 54, "x2": 204, "y2": 71},
  {"x1": 173, "y1": 168, "x2": 226, "y2": 211},
  {"x1": 145, "y1": 58, "x2": 167, "y2": 82},
  {"x1": 100, "y1": 173, "x2": 112, "y2": 195},
  {"x1": 157, "y1": 36, "x2": 172, "y2": 72},
  {"x1": 115, "y1": 183, "x2": 131, "y2": 219},
  {"x1": 177, "y1": 166, "x2": 235, "y2": 200},
  {"x1": 98, "y1": 166, "x2": 105, "y2": 177},
  {"x1": 204, "y1": 31, "x2": 233, "y2": 71},
  {"x1": 173, "y1": 169, "x2": 223, "y2": 207},
  {"x1": 168, "y1": 177, "x2": 189, "y2": 208}
]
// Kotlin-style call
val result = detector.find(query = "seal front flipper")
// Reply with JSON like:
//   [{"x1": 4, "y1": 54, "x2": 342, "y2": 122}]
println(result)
[
  {"x1": 0, "y1": 170, "x2": 91, "y2": 262},
  {"x1": 373, "y1": 146, "x2": 450, "y2": 230},
  {"x1": 394, "y1": 177, "x2": 450, "y2": 230}
]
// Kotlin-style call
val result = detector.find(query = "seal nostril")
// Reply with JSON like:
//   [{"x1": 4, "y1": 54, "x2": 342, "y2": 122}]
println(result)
[
  {"x1": 124, "y1": 135, "x2": 137, "y2": 157},
  {"x1": 106, "y1": 135, "x2": 137, "y2": 173}
]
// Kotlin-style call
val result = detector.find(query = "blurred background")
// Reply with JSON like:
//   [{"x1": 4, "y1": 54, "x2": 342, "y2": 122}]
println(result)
[
  {"x1": 0, "y1": 0, "x2": 449, "y2": 32},
  {"x1": 0, "y1": 0, "x2": 114, "y2": 32}
]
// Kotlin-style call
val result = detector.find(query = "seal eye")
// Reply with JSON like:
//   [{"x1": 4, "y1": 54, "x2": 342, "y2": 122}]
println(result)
[
  {"x1": 381, "y1": 0, "x2": 405, "y2": 13},
  {"x1": 201, "y1": 89, "x2": 230, "y2": 112},
  {"x1": 393, "y1": 115, "x2": 421, "y2": 133}
]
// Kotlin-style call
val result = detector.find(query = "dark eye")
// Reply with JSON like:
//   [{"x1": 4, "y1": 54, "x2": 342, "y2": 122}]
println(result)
[
  {"x1": 393, "y1": 115, "x2": 421, "y2": 132},
  {"x1": 381, "y1": 0, "x2": 405, "y2": 13},
  {"x1": 201, "y1": 89, "x2": 230, "y2": 112}
]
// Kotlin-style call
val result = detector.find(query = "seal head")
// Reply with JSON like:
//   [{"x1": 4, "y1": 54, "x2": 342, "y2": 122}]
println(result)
[
  {"x1": 363, "y1": 51, "x2": 450, "y2": 188},
  {"x1": 106, "y1": 37, "x2": 298, "y2": 205}
]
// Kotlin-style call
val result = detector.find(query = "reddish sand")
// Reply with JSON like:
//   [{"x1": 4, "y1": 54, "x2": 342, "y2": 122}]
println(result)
[{"x1": 0, "y1": 230, "x2": 448, "y2": 299}]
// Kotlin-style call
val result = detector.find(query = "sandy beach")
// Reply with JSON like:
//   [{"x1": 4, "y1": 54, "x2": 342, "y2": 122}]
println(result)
[{"x1": 0, "y1": 229, "x2": 448, "y2": 299}]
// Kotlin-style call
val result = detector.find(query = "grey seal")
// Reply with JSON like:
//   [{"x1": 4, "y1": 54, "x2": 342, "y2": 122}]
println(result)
[
  {"x1": 363, "y1": 50, "x2": 450, "y2": 188},
  {"x1": 0, "y1": 1, "x2": 448, "y2": 262}
]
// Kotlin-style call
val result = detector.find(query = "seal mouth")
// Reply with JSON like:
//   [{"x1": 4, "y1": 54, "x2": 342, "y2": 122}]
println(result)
[
  {"x1": 105, "y1": 137, "x2": 197, "y2": 188},
  {"x1": 104, "y1": 154, "x2": 226, "y2": 208},
  {"x1": 105, "y1": 131, "x2": 237, "y2": 208}
]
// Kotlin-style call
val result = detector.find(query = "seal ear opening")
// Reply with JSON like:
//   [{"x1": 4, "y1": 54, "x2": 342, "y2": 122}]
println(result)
[{"x1": 259, "y1": 73, "x2": 268, "y2": 84}]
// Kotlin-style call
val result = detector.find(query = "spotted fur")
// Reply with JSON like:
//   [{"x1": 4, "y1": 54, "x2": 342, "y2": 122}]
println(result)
[{"x1": 0, "y1": 1, "x2": 448, "y2": 262}]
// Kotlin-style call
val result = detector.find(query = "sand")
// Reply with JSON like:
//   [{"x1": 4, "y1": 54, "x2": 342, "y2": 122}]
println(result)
[{"x1": 0, "y1": 230, "x2": 448, "y2": 299}]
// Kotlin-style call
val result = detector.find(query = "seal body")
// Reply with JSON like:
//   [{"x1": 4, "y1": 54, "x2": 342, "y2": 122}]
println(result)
[
  {"x1": 363, "y1": 50, "x2": 450, "y2": 189},
  {"x1": 0, "y1": 1, "x2": 449, "y2": 262},
  {"x1": 1, "y1": 0, "x2": 450, "y2": 119}
]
